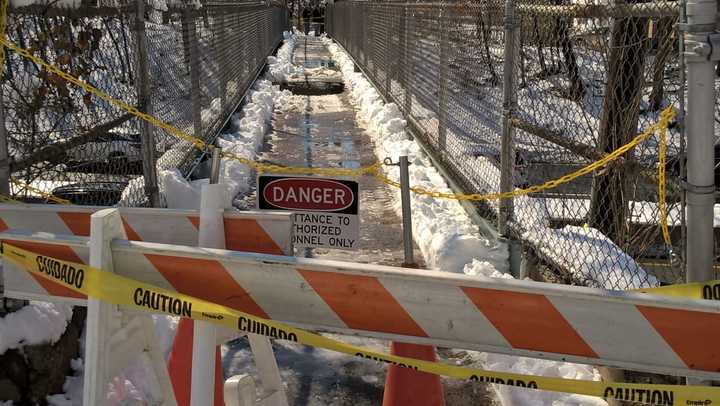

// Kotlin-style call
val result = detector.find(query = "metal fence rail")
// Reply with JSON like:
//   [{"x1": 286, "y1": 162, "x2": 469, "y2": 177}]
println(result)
[
  {"x1": 328, "y1": 0, "x2": 687, "y2": 289},
  {"x1": 1, "y1": 0, "x2": 287, "y2": 207}
]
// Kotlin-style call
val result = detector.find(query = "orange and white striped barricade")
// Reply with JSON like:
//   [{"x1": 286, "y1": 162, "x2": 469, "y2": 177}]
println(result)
[
  {"x1": 0, "y1": 204, "x2": 293, "y2": 303},
  {"x1": 0, "y1": 204, "x2": 293, "y2": 406},
  {"x1": 0, "y1": 203, "x2": 292, "y2": 255},
  {"x1": 3, "y1": 228, "x2": 720, "y2": 382}
]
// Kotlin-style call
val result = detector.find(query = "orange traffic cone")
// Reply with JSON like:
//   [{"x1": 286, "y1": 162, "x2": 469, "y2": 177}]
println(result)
[
  {"x1": 382, "y1": 342, "x2": 445, "y2": 406},
  {"x1": 167, "y1": 318, "x2": 224, "y2": 406}
]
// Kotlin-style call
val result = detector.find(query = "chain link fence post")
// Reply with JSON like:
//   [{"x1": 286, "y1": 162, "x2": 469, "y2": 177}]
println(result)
[
  {"x1": 184, "y1": 8, "x2": 202, "y2": 141},
  {"x1": 401, "y1": 5, "x2": 411, "y2": 115},
  {"x1": 213, "y1": 10, "x2": 227, "y2": 108},
  {"x1": 134, "y1": 0, "x2": 160, "y2": 207},
  {"x1": 499, "y1": 0, "x2": 519, "y2": 236},
  {"x1": 0, "y1": 0, "x2": 9, "y2": 197},
  {"x1": 0, "y1": 80, "x2": 9, "y2": 197},
  {"x1": 684, "y1": 0, "x2": 718, "y2": 283},
  {"x1": 438, "y1": 8, "x2": 448, "y2": 152}
]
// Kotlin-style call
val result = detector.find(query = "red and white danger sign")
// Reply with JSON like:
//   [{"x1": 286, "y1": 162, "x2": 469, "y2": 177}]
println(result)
[{"x1": 258, "y1": 175, "x2": 359, "y2": 250}]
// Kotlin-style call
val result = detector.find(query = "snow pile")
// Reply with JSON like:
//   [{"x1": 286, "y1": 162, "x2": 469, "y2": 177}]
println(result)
[
  {"x1": 47, "y1": 334, "x2": 161, "y2": 406},
  {"x1": 471, "y1": 155, "x2": 659, "y2": 289},
  {"x1": 525, "y1": 225, "x2": 658, "y2": 289},
  {"x1": 160, "y1": 81, "x2": 293, "y2": 210},
  {"x1": 267, "y1": 31, "x2": 303, "y2": 82},
  {"x1": 323, "y1": 37, "x2": 508, "y2": 275},
  {"x1": 324, "y1": 35, "x2": 607, "y2": 406},
  {"x1": 0, "y1": 301, "x2": 73, "y2": 354}
]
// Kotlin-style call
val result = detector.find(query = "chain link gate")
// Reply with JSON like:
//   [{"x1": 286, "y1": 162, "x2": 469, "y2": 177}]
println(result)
[
  {"x1": 328, "y1": 0, "x2": 686, "y2": 290},
  {"x1": 1, "y1": 0, "x2": 287, "y2": 207}
]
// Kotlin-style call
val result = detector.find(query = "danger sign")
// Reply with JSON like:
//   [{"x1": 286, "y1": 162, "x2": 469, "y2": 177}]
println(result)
[{"x1": 258, "y1": 175, "x2": 359, "y2": 250}]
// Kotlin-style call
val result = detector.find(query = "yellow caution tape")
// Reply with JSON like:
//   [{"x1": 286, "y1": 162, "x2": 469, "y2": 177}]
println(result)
[
  {"x1": 2, "y1": 242, "x2": 717, "y2": 406},
  {"x1": 634, "y1": 280, "x2": 720, "y2": 301},
  {"x1": 9, "y1": 178, "x2": 72, "y2": 205},
  {"x1": 0, "y1": 31, "x2": 676, "y2": 208}
]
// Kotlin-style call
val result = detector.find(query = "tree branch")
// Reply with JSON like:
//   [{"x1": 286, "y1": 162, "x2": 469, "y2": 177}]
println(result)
[{"x1": 10, "y1": 113, "x2": 133, "y2": 172}]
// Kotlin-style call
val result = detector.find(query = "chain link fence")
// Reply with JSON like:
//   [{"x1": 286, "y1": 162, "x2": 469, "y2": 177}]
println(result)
[
  {"x1": 2, "y1": 0, "x2": 287, "y2": 207},
  {"x1": 328, "y1": 0, "x2": 686, "y2": 289}
]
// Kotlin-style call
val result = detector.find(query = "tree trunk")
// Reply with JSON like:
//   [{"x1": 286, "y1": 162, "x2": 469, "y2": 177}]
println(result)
[
  {"x1": 589, "y1": 12, "x2": 649, "y2": 244},
  {"x1": 649, "y1": 15, "x2": 676, "y2": 111},
  {"x1": 478, "y1": 12, "x2": 499, "y2": 85},
  {"x1": 555, "y1": 0, "x2": 585, "y2": 100}
]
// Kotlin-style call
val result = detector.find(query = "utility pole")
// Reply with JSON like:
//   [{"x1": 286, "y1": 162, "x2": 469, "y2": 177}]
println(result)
[{"x1": 683, "y1": 0, "x2": 718, "y2": 282}]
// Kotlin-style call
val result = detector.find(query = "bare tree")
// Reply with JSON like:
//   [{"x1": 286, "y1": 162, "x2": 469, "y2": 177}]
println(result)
[{"x1": 589, "y1": 10, "x2": 649, "y2": 244}]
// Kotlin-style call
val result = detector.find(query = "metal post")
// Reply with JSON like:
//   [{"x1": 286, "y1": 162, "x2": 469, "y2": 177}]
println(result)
[
  {"x1": 399, "y1": 156, "x2": 415, "y2": 266},
  {"x1": 0, "y1": 0, "x2": 10, "y2": 197},
  {"x1": 210, "y1": 147, "x2": 222, "y2": 184},
  {"x1": 498, "y1": 0, "x2": 520, "y2": 236},
  {"x1": 214, "y1": 11, "x2": 227, "y2": 107},
  {"x1": 0, "y1": 87, "x2": 10, "y2": 197},
  {"x1": 385, "y1": 12, "x2": 392, "y2": 98},
  {"x1": 684, "y1": 0, "x2": 718, "y2": 282},
  {"x1": 135, "y1": 0, "x2": 160, "y2": 207},
  {"x1": 438, "y1": 9, "x2": 448, "y2": 151},
  {"x1": 403, "y1": 6, "x2": 412, "y2": 115},
  {"x1": 184, "y1": 9, "x2": 203, "y2": 139}
]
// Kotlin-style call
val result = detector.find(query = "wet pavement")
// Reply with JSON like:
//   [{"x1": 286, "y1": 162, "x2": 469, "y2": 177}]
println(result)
[{"x1": 228, "y1": 35, "x2": 497, "y2": 406}]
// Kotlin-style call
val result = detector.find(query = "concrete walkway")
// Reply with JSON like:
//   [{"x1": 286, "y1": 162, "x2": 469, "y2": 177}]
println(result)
[{"x1": 227, "y1": 35, "x2": 497, "y2": 406}]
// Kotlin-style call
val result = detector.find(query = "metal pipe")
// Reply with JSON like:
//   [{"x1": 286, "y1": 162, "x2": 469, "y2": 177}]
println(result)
[
  {"x1": 684, "y1": 0, "x2": 717, "y2": 282},
  {"x1": 399, "y1": 156, "x2": 415, "y2": 266},
  {"x1": 0, "y1": 88, "x2": 10, "y2": 196},
  {"x1": 210, "y1": 147, "x2": 222, "y2": 184},
  {"x1": 499, "y1": 0, "x2": 519, "y2": 236},
  {"x1": 135, "y1": 0, "x2": 160, "y2": 207},
  {"x1": 185, "y1": 9, "x2": 202, "y2": 141}
]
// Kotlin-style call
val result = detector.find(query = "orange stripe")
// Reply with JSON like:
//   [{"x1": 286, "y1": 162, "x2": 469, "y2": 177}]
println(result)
[
  {"x1": 188, "y1": 216, "x2": 285, "y2": 255},
  {"x1": 57, "y1": 212, "x2": 91, "y2": 236},
  {"x1": 462, "y1": 287, "x2": 597, "y2": 358},
  {"x1": 144, "y1": 254, "x2": 268, "y2": 318},
  {"x1": 121, "y1": 218, "x2": 142, "y2": 241},
  {"x1": 638, "y1": 305, "x2": 720, "y2": 371},
  {"x1": 298, "y1": 269, "x2": 427, "y2": 337},
  {"x1": 224, "y1": 218, "x2": 285, "y2": 255},
  {"x1": 3, "y1": 240, "x2": 86, "y2": 299}
]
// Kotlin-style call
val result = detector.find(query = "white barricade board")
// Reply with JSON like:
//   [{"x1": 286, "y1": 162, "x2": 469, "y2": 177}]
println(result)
[{"x1": 3, "y1": 229, "x2": 720, "y2": 380}]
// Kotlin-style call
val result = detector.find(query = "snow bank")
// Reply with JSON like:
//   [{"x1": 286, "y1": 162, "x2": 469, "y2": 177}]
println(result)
[
  {"x1": 0, "y1": 301, "x2": 73, "y2": 355},
  {"x1": 324, "y1": 35, "x2": 607, "y2": 406},
  {"x1": 323, "y1": 36, "x2": 508, "y2": 275},
  {"x1": 472, "y1": 146, "x2": 659, "y2": 289},
  {"x1": 267, "y1": 31, "x2": 303, "y2": 82}
]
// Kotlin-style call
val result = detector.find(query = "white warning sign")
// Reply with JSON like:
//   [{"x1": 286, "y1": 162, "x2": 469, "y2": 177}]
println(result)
[{"x1": 257, "y1": 175, "x2": 359, "y2": 250}]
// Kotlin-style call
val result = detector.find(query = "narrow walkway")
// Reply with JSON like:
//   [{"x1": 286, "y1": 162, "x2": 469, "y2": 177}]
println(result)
[{"x1": 228, "y1": 35, "x2": 496, "y2": 405}]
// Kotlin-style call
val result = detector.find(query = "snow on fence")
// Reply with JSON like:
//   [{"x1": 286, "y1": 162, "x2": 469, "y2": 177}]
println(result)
[
  {"x1": 326, "y1": 0, "x2": 688, "y2": 289},
  {"x1": 2, "y1": 0, "x2": 288, "y2": 207}
]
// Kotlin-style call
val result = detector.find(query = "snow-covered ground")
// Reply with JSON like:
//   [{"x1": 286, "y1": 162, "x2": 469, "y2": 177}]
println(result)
[
  {"x1": 323, "y1": 33, "x2": 609, "y2": 406},
  {"x1": 0, "y1": 302, "x2": 73, "y2": 354}
]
